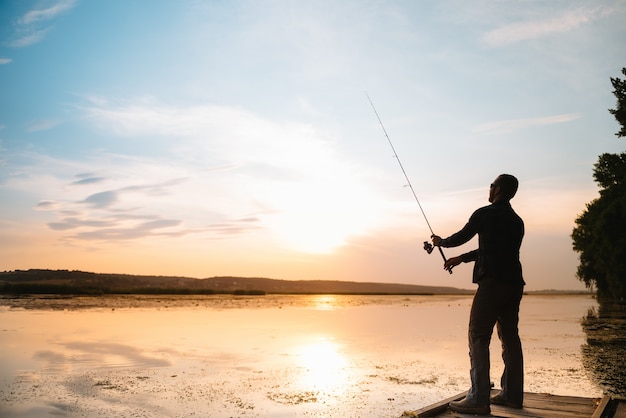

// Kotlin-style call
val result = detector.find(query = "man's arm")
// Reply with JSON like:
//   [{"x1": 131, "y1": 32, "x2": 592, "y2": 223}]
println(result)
[
  {"x1": 430, "y1": 226, "x2": 476, "y2": 248},
  {"x1": 443, "y1": 249, "x2": 477, "y2": 271},
  {"x1": 439, "y1": 222, "x2": 477, "y2": 248},
  {"x1": 460, "y1": 249, "x2": 478, "y2": 262},
  {"x1": 432, "y1": 209, "x2": 481, "y2": 248}
]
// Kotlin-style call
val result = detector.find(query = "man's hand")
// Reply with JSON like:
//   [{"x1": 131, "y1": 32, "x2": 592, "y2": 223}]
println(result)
[
  {"x1": 431, "y1": 234, "x2": 458, "y2": 273},
  {"x1": 444, "y1": 256, "x2": 463, "y2": 272},
  {"x1": 431, "y1": 234, "x2": 442, "y2": 246}
]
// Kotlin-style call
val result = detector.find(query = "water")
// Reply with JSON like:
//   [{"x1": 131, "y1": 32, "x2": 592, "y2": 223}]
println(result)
[
  {"x1": 581, "y1": 300, "x2": 626, "y2": 397},
  {"x1": 0, "y1": 294, "x2": 608, "y2": 417}
]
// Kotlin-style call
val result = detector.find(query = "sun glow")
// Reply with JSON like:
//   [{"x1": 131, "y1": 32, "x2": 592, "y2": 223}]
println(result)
[
  {"x1": 311, "y1": 295, "x2": 339, "y2": 311},
  {"x1": 265, "y1": 173, "x2": 383, "y2": 254},
  {"x1": 296, "y1": 337, "x2": 350, "y2": 392}
]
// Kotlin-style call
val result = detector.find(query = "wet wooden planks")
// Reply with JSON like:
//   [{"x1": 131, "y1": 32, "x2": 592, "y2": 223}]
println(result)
[
  {"x1": 594, "y1": 396, "x2": 626, "y2": 418},
  {"x1": 614, "y1": 402, "x2": 626, "y2": 418},
  {"x1": 401, "y1": 389, "x2": 621, "y2": 418}
]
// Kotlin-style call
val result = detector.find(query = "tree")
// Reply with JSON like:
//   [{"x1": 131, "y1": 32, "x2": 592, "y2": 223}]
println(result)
[
  {"x1": 609, "y1": 68, "x2": 626, "y2": 138},
  {"x1": 572, "y1": 68, "x2": 626, "y2": 300}
]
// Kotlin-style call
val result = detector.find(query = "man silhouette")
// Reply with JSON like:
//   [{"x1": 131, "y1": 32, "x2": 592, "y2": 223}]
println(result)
[{"x1": 431, "y1": 174, "x2": 525, "y2": 415}]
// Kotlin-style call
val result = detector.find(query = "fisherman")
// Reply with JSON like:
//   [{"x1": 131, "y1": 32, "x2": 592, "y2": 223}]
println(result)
[{"x1": 431, "y1": 174, "x2": 525, "y2": 415}]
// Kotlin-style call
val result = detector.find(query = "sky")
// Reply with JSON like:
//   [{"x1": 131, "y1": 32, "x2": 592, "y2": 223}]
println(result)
[{"x1": 1, "y1": 0, "x2": 625, "y2": 291}]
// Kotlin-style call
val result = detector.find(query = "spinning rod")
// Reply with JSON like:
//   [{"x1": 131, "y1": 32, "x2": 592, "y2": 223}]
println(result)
[{"x1": 365, "y1": 92, "x2": 452, "y2": 273}]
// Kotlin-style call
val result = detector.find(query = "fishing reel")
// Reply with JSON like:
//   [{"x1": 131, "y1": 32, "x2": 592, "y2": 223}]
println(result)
[{"x1": 423, "y1": 241, "x2": 434, "y2": 254}]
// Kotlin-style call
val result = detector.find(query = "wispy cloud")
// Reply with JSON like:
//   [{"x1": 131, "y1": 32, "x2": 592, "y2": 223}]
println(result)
[
  {"x1": 472, "y1": 113, "x2": 581, "y2": 135},
  {"x1": 68, "y1": 219, "x2": 183, "y2": 240},
  {"x1": 71, "y1": 176, "x2": 106, "y2": 186},
  {"x1": 81, "y1": 190, "x2": 118, "y2": 208},
  {"x1": 34, "y1": 200, "x2": 60, "y2": 211},
  {"x1": 8, "y1": 0, "x2": 77, "y2": 48},
  {"x1": 0, "y1": 58, "x2": 12, "y2": 65},
  {"x1": 26, "y1": 119, "x2": 60, "y2": 132},
  {"x1": 48, "y1": 216, "x2": 117, "y2": 231},
  {"x1": 483, "y1": 7, "x2": 610, "y2": 47},
  {"x1": 79, "y1": 97, "x2": 341, "y2": 177},
  {"x1": 8, "y1": 28, "x2": 52, "y2": 48},
  {"x1": 29, "y1": 162, "x2": 264, "y2": 242},
  {"x1": 19, "y1": 0, "x2": 77, "y2": 25},
  {"x1": 19, "y1": 97, "x2": 386, "y2": 250},
  {"x1": 77, "y1": 178, "x2": 188, "y2": 209},
  {"x1": 81, "y1": 96, "x2": 267, "y2": 140},
  {"x1": 48, "y1": 210, "x2": 261, "y2": 241}
]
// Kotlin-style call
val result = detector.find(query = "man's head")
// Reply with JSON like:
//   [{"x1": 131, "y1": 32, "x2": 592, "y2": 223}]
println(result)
[{"x1": 489, "y1": 174, "x2": 518, "y2": 203}]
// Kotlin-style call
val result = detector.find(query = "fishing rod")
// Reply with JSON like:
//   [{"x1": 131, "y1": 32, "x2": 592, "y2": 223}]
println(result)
[{"x1": 365, "y1": 92, "x2": 452, "y2": 274}]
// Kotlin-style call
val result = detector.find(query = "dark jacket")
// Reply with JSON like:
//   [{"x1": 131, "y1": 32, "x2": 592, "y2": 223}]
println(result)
[{"x1": 440, "y1": 200, "x2": 524, "y2": 284}]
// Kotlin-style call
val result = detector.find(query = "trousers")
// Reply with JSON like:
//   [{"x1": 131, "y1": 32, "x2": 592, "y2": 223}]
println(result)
[{"x1": 466, "y1": 279, "x2": 524, "y2": 406}]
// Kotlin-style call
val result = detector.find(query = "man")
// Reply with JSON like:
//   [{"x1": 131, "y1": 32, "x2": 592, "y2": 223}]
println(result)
[{"x1": 431, "y1": 174, "x2": 525, "y2": 415}]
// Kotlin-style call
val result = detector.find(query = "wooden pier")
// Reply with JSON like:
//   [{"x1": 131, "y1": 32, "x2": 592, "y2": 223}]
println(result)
[{"x1": 401, "y1": 389, "x2": 626, "y2": 418}]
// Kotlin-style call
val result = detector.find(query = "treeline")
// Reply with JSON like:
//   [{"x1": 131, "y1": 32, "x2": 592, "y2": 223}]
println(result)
[
  {"x1": 0, "y1": 269, "x2": 473, "y2": 295},
  {"x1": 0, "y1": 269, "x2": 267, "y2": 296},
  {"x1": 0, "y1": 282, "x2": 266, "y2": 296}
]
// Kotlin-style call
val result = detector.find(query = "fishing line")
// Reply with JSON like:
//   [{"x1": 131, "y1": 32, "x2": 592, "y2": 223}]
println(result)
[{"x1": 365, "y1": 91, "x2": 452, "y2": 273}]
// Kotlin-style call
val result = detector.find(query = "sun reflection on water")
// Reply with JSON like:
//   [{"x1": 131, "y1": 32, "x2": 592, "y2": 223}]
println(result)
[
  {"x1": 311, "y1": 295, "x2": 339, "y2": 310},
  {"x1": 296, "y1": 337, "x2": 350, "y2": 394}
]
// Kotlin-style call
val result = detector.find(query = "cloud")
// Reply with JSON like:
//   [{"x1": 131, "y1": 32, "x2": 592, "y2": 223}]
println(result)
[
  {"x1": 8, "y1": 28, "x2": 52, "y2": 48},
  {"x1": 71, "y1": 176, "x2": 106, "y2": 186},
  {"x1": 483, "y1": 7, "x2": 608, "y2": 47},
  {"x1": 204, "y1": 218, "x2": 263, "y2": 237},
  {"x1": 79, "y1": 99, "x2": 335, "y2": 191},
  {"x1": 16, "y1": 98, "x2": 386, "y2": 251},
  {"x1": 19, "y1": 0, "x2": 77, "y2": 25},
  {"x1": 48, "y1": 216, "x2": 117, "y2": 231},
  {"x1": 472, "y1": 113, "x2": 581, "y2": 135},
  {"x1": 38, "y1": 169, "x2": 261, "y2": 241},
  {"x1": 34, "y1": 200, "x2": 60, "y2": 211},
  {"x1": 26, "y1": 119, "x2": 60, "y2": 132},
  {"x1": 81, "y1": 191, "x2": 118, "y2": 208},
  {"x1": 121, "y1": 178, "x2": 188, "y2": 197},
  {"x1": 81, "y1": 96, "x2": 265, "y2": 140},
  {"x1": 76, "y1": 179, "x2": 188, "y2": 210},
  {"x1": 8, "y1": 0, "x2": 77, "y2": 48},
  {"x1": 0, "y1": 58, "x2": 12, "y2": 65},
  {"x1": 57, "y1": 214, "x2": 261, "y2": 241},
  {"x1": 79, "y1": 98, "x2": 349, "y2": 181},
  {"x1": 72, "y1": 219, "x2": 182, "y2": 240}
]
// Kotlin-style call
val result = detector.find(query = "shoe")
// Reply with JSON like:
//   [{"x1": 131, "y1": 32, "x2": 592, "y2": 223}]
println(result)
[
  {"x1": 449, "y1": 399, "x2": 490, "y2": 415},
  {"x1": 490, "y1": 393, "x2": 522, "y2": 409}
]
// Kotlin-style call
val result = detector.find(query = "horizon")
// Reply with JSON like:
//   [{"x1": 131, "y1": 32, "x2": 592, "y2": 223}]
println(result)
[
  {"x1": 1, "y1": 268, "x2": 595, "y2": 293},
  {"x1": 1, "y1": 1, "x2": 625, "y2": 291}
]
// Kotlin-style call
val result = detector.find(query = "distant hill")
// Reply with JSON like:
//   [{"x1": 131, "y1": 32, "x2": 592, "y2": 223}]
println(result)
[{"x1": 0, "y1": 269, "x2": 473, "y2": 295}]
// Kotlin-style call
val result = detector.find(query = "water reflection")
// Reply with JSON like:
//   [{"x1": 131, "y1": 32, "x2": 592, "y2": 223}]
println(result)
[
  {"x1": 296, "y1": 337, "x2": 349, "y2": 392},
  {"x1": 0, "y1": 294, "x2": 604, "y2": 417},
  {"x1": 311, "y1": 295, "x2": 339, "y2": 310},
  {"x1": 581, "y1": 300, "x2": 626, "y2": 396},
  {"x1": 32, "y1": 342, "x2": 171, "y2": 373}
]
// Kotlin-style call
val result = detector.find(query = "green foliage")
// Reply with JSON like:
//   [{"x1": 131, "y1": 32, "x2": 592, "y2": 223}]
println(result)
[
  {"x1": 573, "y1": 187, "x2": 626, "y2": 298},
  {"x1": 593, "y1": 153, "x2": 626, "y2": 189},
  {"x1": 572, "y1": 68, "x2": 626, "y2": 300},
  {"x1": 609, "y1": 68, "x2": 626, "y2": 138}
]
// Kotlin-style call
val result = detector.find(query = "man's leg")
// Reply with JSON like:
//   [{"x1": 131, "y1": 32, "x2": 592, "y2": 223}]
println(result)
[
  {"x1": 496, "y1": 284, "x2": 524, "y2": 406},
  {"x1": 466, "y1": 282, "x2": 499, "y2": 406}
]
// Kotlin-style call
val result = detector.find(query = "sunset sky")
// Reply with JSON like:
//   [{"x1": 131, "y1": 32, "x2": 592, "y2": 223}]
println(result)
[{"x1": 1, "y1": 1, "x2": 625, "y2": 291}]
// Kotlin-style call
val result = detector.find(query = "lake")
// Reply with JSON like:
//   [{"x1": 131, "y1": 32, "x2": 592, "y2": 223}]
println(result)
[{"x1": 0, "y1": 294, "x2": 607, "y2": 417}]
